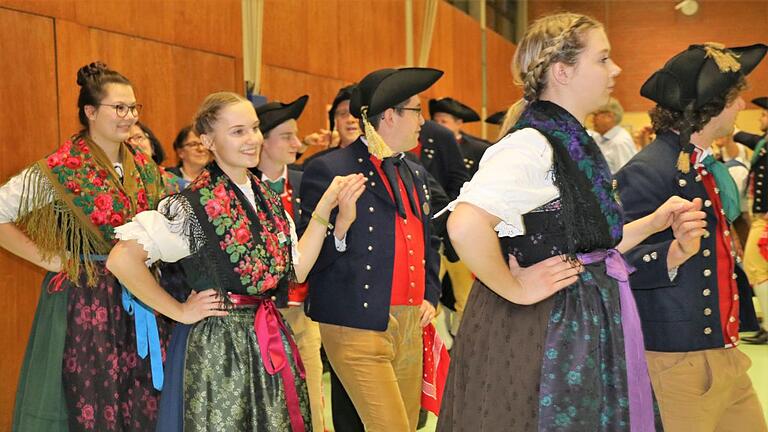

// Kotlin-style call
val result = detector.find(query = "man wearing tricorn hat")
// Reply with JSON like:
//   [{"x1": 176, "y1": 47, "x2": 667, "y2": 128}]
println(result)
[
  {"x1": 617, "y1": 43, "x2": 768, "y2": 431},
  {"x1": 297, "y1": 67, "x2": 443, "y2": 431},
  {"x1": 733, "y1": 96, "x2": 768, "y2": 344},
  {"x1": 251, "y1": 95, "x2": 327, "y2": 432},
  {"x1": 429, "y1": 97, "x2": 491, "y2": 176}
]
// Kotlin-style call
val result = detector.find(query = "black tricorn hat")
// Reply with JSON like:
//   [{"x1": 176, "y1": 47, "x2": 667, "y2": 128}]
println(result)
[
  {"x1": 256, "y1": 95, "x2": 309, "y2": 135},
  {"x1": 641, "y1": 43, "x2": 767, "y2": 111},
  {"x1": 329, "y1": 84, "x2": 356, "y2": 132},
  {"x1": 485, "y1": 110, "x2": 506, "y2": 125},
  {"x1": 428, "y1": 97, "x2": 480, "y2": 122},
  {"x1": 752, "y1": 97, "x2": 768, "y2": 110},
  {"x1": 350, "y1": 67, "x2": 443, "y2": 119}
]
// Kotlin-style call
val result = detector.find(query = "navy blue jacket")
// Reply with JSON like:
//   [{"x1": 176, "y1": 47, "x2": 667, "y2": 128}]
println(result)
[
  {"x1": 418, "y1": 120, "x2": 469, "y2": 199},
  {"x1": 616, "y1": 131, "x2": 752, "y2": 352},
  {"x1": 297, "y1": 138, "x2": 441, "y2": 331}
]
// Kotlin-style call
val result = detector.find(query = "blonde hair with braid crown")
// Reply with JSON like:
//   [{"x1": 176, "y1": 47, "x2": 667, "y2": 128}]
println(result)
[{"x1": 499, "y1": 13, "x2": 602, "y2": 137}]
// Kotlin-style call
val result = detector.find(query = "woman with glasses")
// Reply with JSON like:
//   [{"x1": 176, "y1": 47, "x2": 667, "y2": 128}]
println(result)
[
  {"x1": 0, "y1": 62, "x2": 179, "y2": 431},
  {"x1": 168, "y1": 125, "x2": 211, "y2": 184},
  {"x1": 127, "y1": 121, "x2": 166, "y2": 165}
]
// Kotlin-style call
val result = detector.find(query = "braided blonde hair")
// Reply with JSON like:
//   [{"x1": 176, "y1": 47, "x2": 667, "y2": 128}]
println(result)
[{"x1": 498, "y1": 13, "x2": 603, "y2": 138}]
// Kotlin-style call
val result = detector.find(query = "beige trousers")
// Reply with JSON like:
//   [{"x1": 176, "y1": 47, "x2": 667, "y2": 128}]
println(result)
[
  {"x1": 646, "y1": 348, "x2": 767, "y2": 432},
  {"x1": 319, "y1": 305, "x2": 423, "y2": 432}
]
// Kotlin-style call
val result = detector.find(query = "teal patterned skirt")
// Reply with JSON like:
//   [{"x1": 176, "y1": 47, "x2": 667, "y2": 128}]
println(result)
[{"x1": 157, "y1": 305, "x2": 311, "y2": 431}]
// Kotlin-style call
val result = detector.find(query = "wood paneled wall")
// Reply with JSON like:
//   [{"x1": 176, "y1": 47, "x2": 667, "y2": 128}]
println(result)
[
  {"x1": 528, "y1": 0, "x2": 768, "y2": 113},
  {"x1": 0, "y1": 1, "x2": 241, "y2": 428},
  {"x1": 261, "y1": 0, "x2": 520, "y2": 141}
]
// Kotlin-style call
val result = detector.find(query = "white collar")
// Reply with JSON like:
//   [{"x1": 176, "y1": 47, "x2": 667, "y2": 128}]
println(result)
[{"x1": 260, "y1": 165, "x2": 288, "y2": 183}]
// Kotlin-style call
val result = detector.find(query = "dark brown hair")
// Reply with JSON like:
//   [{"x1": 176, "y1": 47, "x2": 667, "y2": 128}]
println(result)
[
  {"x1": 649, "y1": 76, "x2": 747, "y2": 134},
  {"x1": 76, "y1": 62, "x2": 132, "y2": 130}
]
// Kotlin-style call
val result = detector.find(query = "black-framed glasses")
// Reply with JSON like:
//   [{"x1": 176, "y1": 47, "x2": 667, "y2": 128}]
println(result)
[
  {"x1": 398, "y1": 107, "x2": 423, "y2": 118},
  {"x1": 100, "y1": 103, "x2": 143, "y2": 118}
]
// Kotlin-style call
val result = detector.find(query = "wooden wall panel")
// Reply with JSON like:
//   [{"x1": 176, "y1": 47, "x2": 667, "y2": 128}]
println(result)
[
  {"x1": 0, "y1": 0, "x2": 240, "y2": 57},
  {"x1": 0, "y1": 0, "x2": 75, "y2": 20},
  {"x1": 334, "y1": 0, "x2": 406, "y2": 82},
  {"x1": 261, "y1": 65, "x2": 347, "y2": 134},
  {"x1": 54, "y1": 22, "x2": 238, "y2": 166},
  {"x1": 0, "y1": 7, "x2": 59, "y2": 429}
]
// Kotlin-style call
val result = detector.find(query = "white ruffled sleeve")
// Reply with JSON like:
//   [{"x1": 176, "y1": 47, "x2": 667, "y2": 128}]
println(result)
[
  {"x1": 286, "y1": 211, "x2": 301, "y2": 266},
  {"x1": 435, "y1": 128, "x2": 559, "y2": 238},
  {"x1": 114, "y1": 197, "x2": 193, "y2": 266}
]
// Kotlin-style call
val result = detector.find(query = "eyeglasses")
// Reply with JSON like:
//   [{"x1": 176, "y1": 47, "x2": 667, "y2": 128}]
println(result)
[
  {"x1": 183, "y1": 141, "x2": 204, "y2": 149},
  {"x1": 100, "y1": 103, "x2": 143, "y2": 118},
  {"x1": 127, "y1": 135, "x2": 148, "y2": 145},
  {"x1": 398, "y1": 107, "x2": 423, "y2": 118}
]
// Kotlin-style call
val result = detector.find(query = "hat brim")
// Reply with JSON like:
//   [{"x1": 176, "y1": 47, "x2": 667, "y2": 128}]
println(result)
[
  {"x1": 257, "y1": 95, "x2": 309, "y2": 135},
  {"x1": 365, "y1": 68, "x2": 443, "y2": 117},
  {"x1": 485, "y1": 110, "x2": 506, "y2": 125},
  {"x1": 752, "y1": 96, "x2": 768, "y2": 110},
  {"x1": 428, "y1": 98, "x2": 480, "y2": 122}
]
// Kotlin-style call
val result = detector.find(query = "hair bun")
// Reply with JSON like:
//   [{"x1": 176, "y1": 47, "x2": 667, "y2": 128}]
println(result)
[{"x1": 76, "y1": 61, "x2": 108, "y2": 86}]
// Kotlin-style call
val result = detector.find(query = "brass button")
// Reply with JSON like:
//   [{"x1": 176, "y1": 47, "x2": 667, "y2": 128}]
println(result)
[
  {"x1": 368, "y1": 226, "x2": 374, "y2": 232},
  {"x1": 367, "y1": 245, "x2": 373, "y2": 251},
  {"x1": 703, "y1": 269, "x2": 712, "y2": 277},
  {"x1": 409, "y1": 265, "x2": 415, "y2": 271},
  {"x1": 364, "y1": 284, "x2": 370, "y2": 289},
  {"x1": 406, "y1": 234, "x2": 412, "y2": 240},
  {"x1": 271, "y1": 296, "x2": 277, "y2": 301},
  {"x1": 702, "y1": 249, "x2": 711, "y2": 257},
  {"x1": 409, "y1": 250, "x2": 414, "y2": 256},
  {"x1": 678, "y1": 179, "x2": 687, "y2": 187},
  {"x1": 410, "y1": 281, "x2": 416, "y2": 287},
  {"x1": 704, "y1": 327, "x2": 712, "y2": 335},
  {"x1": 703, "y1": 231, "x2": 710, "y2": 239},
  {"x1": 724, "y1": 230, "x2": 730, "y2": 237},
  {"x1": 368, "y1": 206, "x2": 374, "y2": 213},
  {"x1": 363, "y1": 302, "x2": 368, "y2": 308},
  {"x1": 732, "y1": 273, "x2": 737, "y2": 280},
  {"x1": 704, "y1": 200, "x2": 712, "y2": 207},
  {"x1": 703, "y1": 288, "x2": 711, "y2": 296},
  {"x1": 365, "y1": 265, "x2": 371, "y2": 271},
  {"x1": 704, "y1": 308, "x2": 712, "y2": 316},
  {"x1": 729, "y1": 316, "x2": 736, "y2": 323},
  {"x1": 734, "y1": 294, "x2": 740, "y2": 300},
  {"x1": 643, "y1": 254, "x2": 651, "y2": 263}
]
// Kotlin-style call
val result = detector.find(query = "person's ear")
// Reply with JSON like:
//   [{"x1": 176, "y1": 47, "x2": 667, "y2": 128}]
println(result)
[
  {"x1": 200, "y1": 133, "x2": 214, "y2": 151},
  {"x1": 550, "y1": 62, "x2": 573, "y2": 86},
  {"x1": 84, "y1": 105, "x2": 98, "y2": 121}
]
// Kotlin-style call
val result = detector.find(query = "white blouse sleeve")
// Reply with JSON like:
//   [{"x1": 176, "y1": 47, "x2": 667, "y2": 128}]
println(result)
[
  {"x1": 0, "y1": 167, "x2": 54, "y2": 223},
  {"x1": 114, "y1": 197, "x2": 193, "y2": 266},
  {"x1": 286, "y1": 211, "x2": 301, "y2": 266},
  {"x1": 436, "y1": 128, "x2": 559, "y2": 238}
]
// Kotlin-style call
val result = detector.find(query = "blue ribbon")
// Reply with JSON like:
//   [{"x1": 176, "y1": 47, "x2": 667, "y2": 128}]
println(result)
[{"x1": 121, "y1": 285, "x2": 164, "y2": 391}]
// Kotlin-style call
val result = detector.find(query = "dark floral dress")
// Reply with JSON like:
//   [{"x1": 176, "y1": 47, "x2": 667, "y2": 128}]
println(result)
[
  {"x1": 437, "y1": 101, "x2": 655, "y2": 432},
  {"x1": 6, "y1": 137, "x2": 179, "y2": 431}
]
